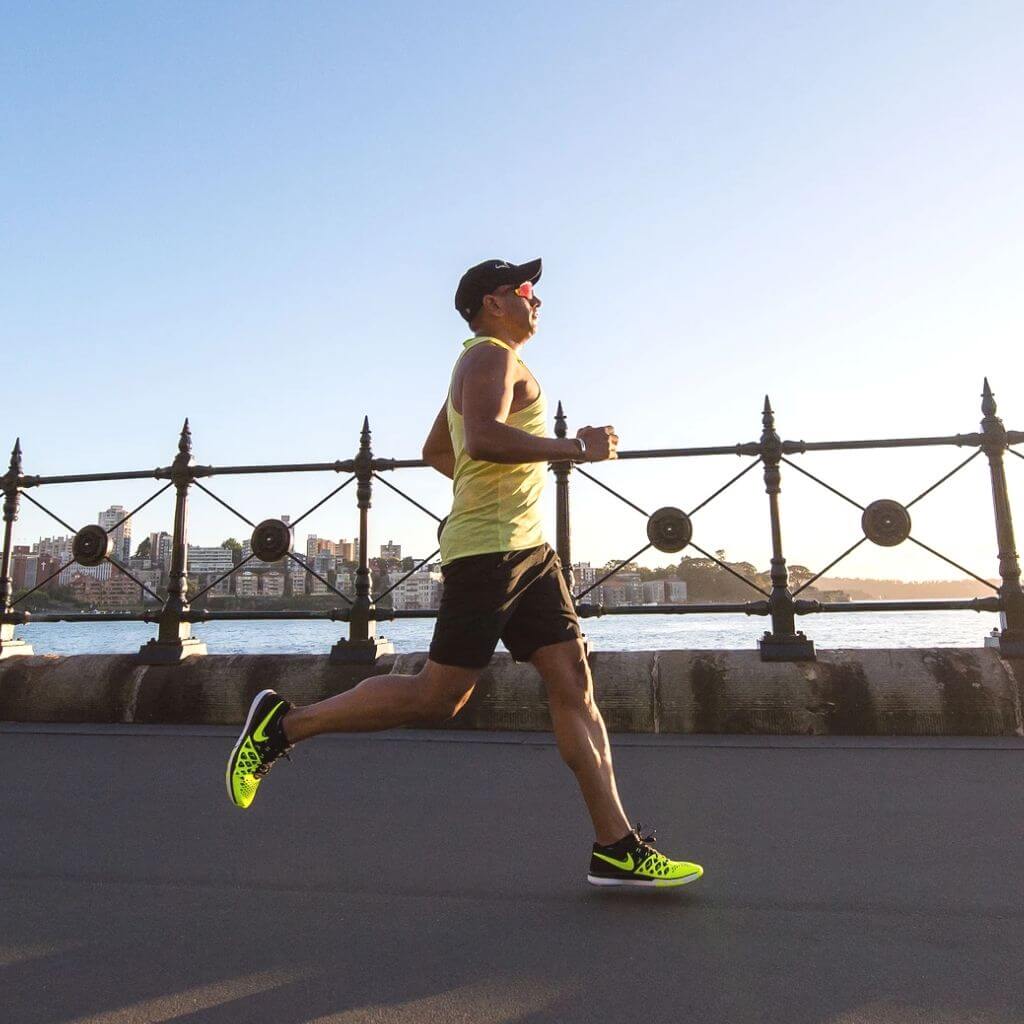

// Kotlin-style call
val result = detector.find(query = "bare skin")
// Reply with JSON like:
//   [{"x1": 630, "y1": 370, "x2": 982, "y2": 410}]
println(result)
[{"x1": 281, "y1": 277, "x2": 630, "y2": 846}]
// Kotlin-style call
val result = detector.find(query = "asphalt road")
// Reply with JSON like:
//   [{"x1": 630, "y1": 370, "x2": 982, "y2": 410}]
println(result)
[{"x1": 2, "y1": 724, "x2": 1023, "y2": 1024}]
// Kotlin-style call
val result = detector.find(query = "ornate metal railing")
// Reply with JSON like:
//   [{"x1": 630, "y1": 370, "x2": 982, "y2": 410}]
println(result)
[{"x1": 1, "y1": 380, "x2": 1021, "y2": 662}]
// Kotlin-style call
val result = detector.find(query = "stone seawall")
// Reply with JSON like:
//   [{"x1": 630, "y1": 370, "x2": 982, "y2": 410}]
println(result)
[{"x1": 2, "y1": 648, "x2": 1022, "y2": 735}]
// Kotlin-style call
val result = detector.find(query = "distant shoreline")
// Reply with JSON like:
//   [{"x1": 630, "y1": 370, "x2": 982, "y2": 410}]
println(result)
[
  {"x1": 12, "y1": 576, "x2": 1002, "y2": 614},
  {"x1": 818, "y1": 577, "x2": 1000, "y2": 600}
]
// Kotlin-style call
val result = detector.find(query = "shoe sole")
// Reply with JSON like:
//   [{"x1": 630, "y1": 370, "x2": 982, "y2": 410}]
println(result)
[
  {"x1": 225, "y1": 688, "x2": 277, "y2": 808},
  {"x1": 586, "y1": 871, "x2": 702, "y2": 888}
]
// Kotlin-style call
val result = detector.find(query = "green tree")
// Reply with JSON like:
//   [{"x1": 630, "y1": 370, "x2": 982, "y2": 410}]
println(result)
[
  {"x1": 677, "y1": 554, "x2": 767, "y2": 603},
  {"x1": 135, "y1": 536, "x2": 151, "y2": 558},
  {"x1": 788, "y1": 564, "x2": 815, "y2": 589},
  {"x1": 221, "y1": 538, "x2": 243, "y2": 565}
]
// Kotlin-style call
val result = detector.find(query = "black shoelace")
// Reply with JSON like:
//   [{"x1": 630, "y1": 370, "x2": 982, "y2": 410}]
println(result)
[
  {"x1": 630, "y1": 822, "x2": 662, "y2": 867},
  {"x1": 253, "y1": 736, "x2": 293, "y2": 778}
]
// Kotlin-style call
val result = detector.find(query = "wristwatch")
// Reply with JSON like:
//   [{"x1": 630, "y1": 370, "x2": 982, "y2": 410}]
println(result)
[{"x1": 571, "y1": 437, "x2": 587, "y2": 461}]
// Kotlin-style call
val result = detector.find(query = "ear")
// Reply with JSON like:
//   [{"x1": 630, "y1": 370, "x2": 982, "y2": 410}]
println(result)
[{"x1": 481, "y1": 293, "x2": 505, "y2": 318}]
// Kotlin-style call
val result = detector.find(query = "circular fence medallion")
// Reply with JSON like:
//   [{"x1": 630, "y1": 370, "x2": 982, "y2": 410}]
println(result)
[
  {"x1": 251, "y1": 519, "x2": 291, "y2": 562},
  {"x1": 861, "y1": 499, "x2": 911, "y2": 547},
  {"x1": 73, "y1": 524, "x2": 112, "y2": 567},
  {"x1": 646, "y1": 506, "x2": 693, "y2": 553}
]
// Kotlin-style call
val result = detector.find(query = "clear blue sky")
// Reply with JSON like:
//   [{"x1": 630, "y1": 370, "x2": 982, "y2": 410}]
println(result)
[{"x1": 3, "y1": 1, "x2": 1022, "y2": 581}]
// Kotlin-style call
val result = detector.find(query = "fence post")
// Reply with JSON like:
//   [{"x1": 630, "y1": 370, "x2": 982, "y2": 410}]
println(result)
[
  {"x1": 979, "y1": 379, "x2": 1024, "y2": 656},
  {"x1": 553, "y1": 401, "x2": 575, "y2": 595},
  {"x1": 0, "y1": 439, "x2": 33, "y2": 658},
  {"x1": 138, "y1": 420, "x2": 207, "y2": 663},
  {"x1": 758, "y1": 397, "x2": 815, "y2": 661},
  {"x1": 331, "y1": 417, "x2": 394, "y2": 663}
]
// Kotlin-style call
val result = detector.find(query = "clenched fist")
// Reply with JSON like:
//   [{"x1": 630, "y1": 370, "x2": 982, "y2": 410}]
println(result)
[{"x1": 576, "y1": 425, "x2": 619, "y2": 462}]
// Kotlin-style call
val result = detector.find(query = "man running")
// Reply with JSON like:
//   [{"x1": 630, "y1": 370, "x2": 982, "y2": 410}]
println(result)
[{"x1": 226, "y1": 257, "x2": 703, "y2": 889}]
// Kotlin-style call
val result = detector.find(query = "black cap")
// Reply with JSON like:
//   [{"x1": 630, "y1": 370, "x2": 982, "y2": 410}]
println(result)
[{"x1": 454, "y1": 257, "x2": 542, "y2": 323}]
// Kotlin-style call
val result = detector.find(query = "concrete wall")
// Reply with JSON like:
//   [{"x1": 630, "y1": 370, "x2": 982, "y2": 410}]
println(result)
[{"x1": 2, "y1": 648, "x2": 1022, "y2": 735}]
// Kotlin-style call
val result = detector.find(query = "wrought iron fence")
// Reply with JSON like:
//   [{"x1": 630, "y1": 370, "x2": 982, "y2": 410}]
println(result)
[{"x1": 1, "y1": 380, "x2": 1021, "y2": 663}]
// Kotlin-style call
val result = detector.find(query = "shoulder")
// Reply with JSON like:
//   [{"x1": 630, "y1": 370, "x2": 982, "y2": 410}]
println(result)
[{"x1": 461, "y1": 340, "x2": 518, "y2": 378}]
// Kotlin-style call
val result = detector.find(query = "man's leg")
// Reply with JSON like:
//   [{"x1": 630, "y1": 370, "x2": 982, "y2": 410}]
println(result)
[
  {"x1": 529, "y1": 638, "x2": 631, "y2": 847},
  {"x1": 282, "y1": 658, "x2": 480, "y2": 743}
]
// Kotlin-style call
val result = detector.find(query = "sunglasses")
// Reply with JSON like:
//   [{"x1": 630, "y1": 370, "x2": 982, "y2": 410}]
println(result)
[{"x1": 512, "y1": 280, "x2": 535, "y2": 300}]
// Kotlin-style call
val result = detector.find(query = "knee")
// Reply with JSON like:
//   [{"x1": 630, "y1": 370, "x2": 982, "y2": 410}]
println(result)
[
  {"x1": 422, "y1": 689, "x2": 474, "y2": 723},
  {"x1": 415, "y1": 674, "x2": 476, "y2": 723},
  {"x1": 548, "y1": 665, "x2": 595, "y2": 711}
]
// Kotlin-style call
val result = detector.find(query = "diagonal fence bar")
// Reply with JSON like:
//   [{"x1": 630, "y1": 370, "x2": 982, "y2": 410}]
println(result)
[
  {"x1": 286, "y1": 551, "x2": 354, "y2": 605},
  {"x1": 906, "y1": 536, "x2": 999, "y2": 591},
  {"x1": 792, "y1": 537, "x2": 868, "y2": 597},
  {"x1": 106, "y1": 482, "x2": 176, "y2": 534},
  {"x1": 575, "y1": 543, "x2": 653, "y2": 601},
  {"x1": 688, "y1": 458, "x2": 763, "y2": 517},
  {"x1": 192, "y1": 481, "x2": 257, "y2": 528},
  {"x1": 18, "y1": 490, "x2": 79, "y2": 534},
  {"x1": 288, "y1": 476, "x2": 356, "y2": 530},
  {"x1": 373, "y1": 548, "x2": 441, "y2": 604},
  {"x1": 904, "y1": 449, "x2": 983, "y2": 510},
  {"x1": 106, "y1": 555, "x2": 165, "y2": 604},
  {"x1": 779, "y1": 457, "x2": 865, "y2": 512},
  {"x1": 574, "y1": 467, "x2": 649, "y2": 517},
  {"x1": 190, "y1": 552, "x2": 257, "y2": 604},
  {"x1": 687, "y1": 542, "x2": 771, "y2": 597},
  {"x1": 371, "y1": 474, "x2": 443, "y2": 522},
  {"x1": 10, "y1": 556, "x2": 78, "y2": 608}
]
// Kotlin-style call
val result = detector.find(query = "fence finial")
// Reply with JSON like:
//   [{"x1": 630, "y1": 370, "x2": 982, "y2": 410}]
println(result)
[
  {"x1": 178, "y1": 418, "x2": 192, "y2": 456},
  {"x1": 762, "y1": 395, "x2": 775, "y2": 430},
  {"x1": 9, "y1": 438, "x2": 22, "y2": 475},
  {"x1": 555, "y1": 400, "x2": 567, "y2": 439},
  {"x1": 982, "y1": 378, "x2": 997, "y2": 417}
]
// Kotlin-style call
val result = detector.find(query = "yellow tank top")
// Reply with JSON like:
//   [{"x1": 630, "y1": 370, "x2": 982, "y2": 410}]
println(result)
[{"x1": 440, "y1": 337, "x2": 547, "y2": 564}]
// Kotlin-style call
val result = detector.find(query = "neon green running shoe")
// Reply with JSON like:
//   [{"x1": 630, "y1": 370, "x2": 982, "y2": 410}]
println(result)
[
  {"x1": 226, "y1": 689, "x2": 294, "y2": 809},
  {"x1": 587, "y1": 823, "x2": 703, "y2": 888}
]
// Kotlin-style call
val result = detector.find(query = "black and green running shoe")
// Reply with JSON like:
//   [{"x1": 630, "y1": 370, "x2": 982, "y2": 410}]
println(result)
[
  {"x1": 226, "y1": 689, "x2": 294, "y2": 809},
  {"x1": 587, "y1": 823, "x2": 703, "y2": 888}
]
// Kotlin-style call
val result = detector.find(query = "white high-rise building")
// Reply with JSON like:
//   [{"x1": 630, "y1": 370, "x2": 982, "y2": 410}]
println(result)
[
  {"x1": 59, "y1": 562, "x2": 112, "y2": 585},
  {"x1": 640, "y1": 579, "x2": 688, "y2": 604},
  {"x1": 149, "y1": 532, "x2": 173, "y2": 570},
  {"x1": 288, "y1": 565, "x2": 307, "y2": 595},
  {"x1": 187, "y1": 546, "x2": 235, "y2": 575},
  {"x1": 34, "y1": 536, "x2": 73, "y2": 561},
  {"x1": 99, "y1": 506, "x2": 132, "y2": 561},
  {"x1": 236, "y1": 571, "x2": 258, "y2": 597},
  {"x1": 261, "y1": 571, "x2": 285, "y2": 597}
]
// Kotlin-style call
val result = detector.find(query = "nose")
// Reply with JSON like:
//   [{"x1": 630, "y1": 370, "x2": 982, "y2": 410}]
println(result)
[{"x1": 531, "y1": 294, "x2": 542, "y2": 309}]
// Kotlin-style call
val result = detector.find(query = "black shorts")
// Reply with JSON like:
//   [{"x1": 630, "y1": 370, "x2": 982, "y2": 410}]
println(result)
[{"x1": 428, "y1": 543, "x2": 583, "y2": 669}]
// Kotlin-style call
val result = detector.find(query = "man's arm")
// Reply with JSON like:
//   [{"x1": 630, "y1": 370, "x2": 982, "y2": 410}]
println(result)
[
  {"x1": 422, "y1": 402, "x2": 455, "y2": 479},
  {"x1": 462, "y1": 345, "x2": 617, "y2": 463}
]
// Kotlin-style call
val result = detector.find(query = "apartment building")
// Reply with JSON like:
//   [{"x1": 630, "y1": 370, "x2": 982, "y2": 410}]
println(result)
[
  {"x1": 391, "y1": 570, "x2": 442, "y2": 611},
  {"x1": 97, "y1": 506, "x2": 133, "y2": 561}
]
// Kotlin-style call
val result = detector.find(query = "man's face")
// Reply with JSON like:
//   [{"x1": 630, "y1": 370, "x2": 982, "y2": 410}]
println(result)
[{"x1": 484, "y1": 280, "x2": 542, "y2": 341}]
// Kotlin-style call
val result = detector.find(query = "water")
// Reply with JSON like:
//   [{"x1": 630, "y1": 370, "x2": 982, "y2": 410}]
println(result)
[{"x1": 17, "y1": 610, "x2": 1004, "y2": 656}]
